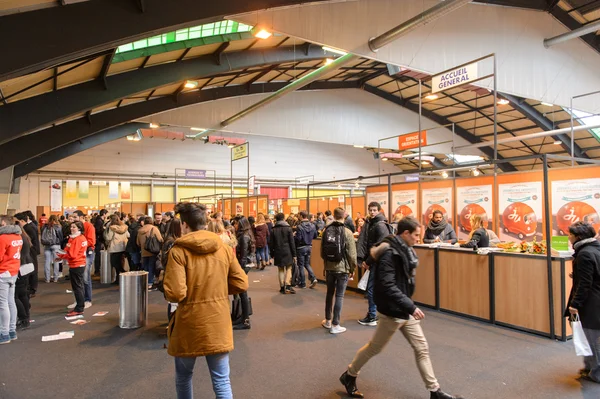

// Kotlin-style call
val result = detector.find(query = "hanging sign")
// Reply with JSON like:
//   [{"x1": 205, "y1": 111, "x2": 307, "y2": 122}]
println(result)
[
  {"x1": 121, "y1": 182, "x2": 131, "y2": 200},
  {"x1": 432, "y1": 63, "x2": 478, "y2": 94},
  {"x1": 91, "y1": 181, "x2": 106, "y2": 186},
  {"x1": 79, "y1": 180, "x2": 89, "y2": 199},
  {"x1": 184, "y1": 169, "x2": 206, "y2": 179},
  {"x1": 232, "y1": 143, "x2": 248, "y2": 161},
  {"x1": 248, "y1": 176, "x2": 255, "y2": 195},
  {"x1": 288, "y1": 199, "x2": 300, "y2": 206},
  {"x1": 108, "y1": 181, "x2": 119, "y2": 199},
  {"x1": 398, "y1": 131, "x2": 427, "y2": 150},
  {"x1": 50, "y1": 180, "x2": 62, "y2": 212},
  {"x1": 65, "y1": 180, "x2": 77, "y2": 200}
]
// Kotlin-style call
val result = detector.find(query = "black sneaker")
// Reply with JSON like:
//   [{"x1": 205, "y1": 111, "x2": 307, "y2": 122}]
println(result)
[
  {"x1": 280, "y1": 286, "x2": 285, "y2": 294},
  {"x1": 430, "y1": 389, "x2": 465, "y2": 399},
  {"x1": 339, "y1": 371, "x2": 364, "y2": 398},
  {"x1": 285, "y1": 286, "x2": 296, "y2": 294},
  {"x1": 357, "y1": 315, "x2": 378, "y2": 326},
  {"x1": 309, "y1": 279, "x2": 318, "y2": 288},
  {"x1": 233, "y1": 319, "x2": 251, "y2": 330}
]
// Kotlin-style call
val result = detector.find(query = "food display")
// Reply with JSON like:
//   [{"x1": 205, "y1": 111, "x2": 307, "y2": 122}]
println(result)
[{"x1": 494, "y1": 239, "x2": 546, "y2": 254}]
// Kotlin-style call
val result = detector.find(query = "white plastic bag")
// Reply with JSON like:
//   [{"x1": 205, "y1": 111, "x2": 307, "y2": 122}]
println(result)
[
  {"x1": 572, "y1": 314, "x2": 593, "y2": 357},
  {"x1": 357, "y1": 270, "x2": 370, "y2": 291}
]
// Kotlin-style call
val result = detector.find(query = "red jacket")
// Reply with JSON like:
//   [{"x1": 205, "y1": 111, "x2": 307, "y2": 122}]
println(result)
[
  {"x1": 59, "y1": 233, "x2": 88, "y2": 268},
  {"x1": 0, "y1": 226, "x2": 24, "y2": 276},
  {"x1": 83, "y1": 221, "x2": 96, "y2": 250}
]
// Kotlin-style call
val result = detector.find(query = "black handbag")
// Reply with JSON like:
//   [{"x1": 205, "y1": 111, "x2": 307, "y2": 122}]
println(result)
[
  {"x1": 231, "y1": 295, "x2": 253, "y2": 325},
  {"x1": 145, "y1": 230, "x2": 161, "y2": 255}
]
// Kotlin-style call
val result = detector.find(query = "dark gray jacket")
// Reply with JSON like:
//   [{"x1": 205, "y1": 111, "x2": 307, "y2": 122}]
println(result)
[
  {"x1": 270, "y1": 221, "x2": 296, "y2": 266},
  {"x1": 565, "y1": 240, "x2": 600, "y2": 329},
  {"x1": 423, "y1": 224, "x2": 457, "y2": 244}
]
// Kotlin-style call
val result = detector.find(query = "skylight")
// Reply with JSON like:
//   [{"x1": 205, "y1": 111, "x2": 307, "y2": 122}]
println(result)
[
  {"x1": 446, "y1": 154, "x2": 484, "y2": 164},
  {"x1": 115, "y1": 21, "x2": 253, "y2": 54},
  {"x1": 566, "y1": 108, "x2": 600, "y2": 142}
]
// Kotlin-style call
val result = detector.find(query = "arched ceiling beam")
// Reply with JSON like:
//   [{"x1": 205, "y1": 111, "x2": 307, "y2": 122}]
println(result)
[
  {"x1": 0, "y1": 0, "x2": 331, "y2": 82},
  {"x1": 0, "y1": 44, "x2": 331, "y2": 145}
]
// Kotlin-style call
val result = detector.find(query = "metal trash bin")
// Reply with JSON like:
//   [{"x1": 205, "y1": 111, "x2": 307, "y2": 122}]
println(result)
[
  {"x1": 100, "y1": 250, "x2": 111, "y2": 284},
  {"x1": 119, "y1": 271, "x2": 148, "y2": 329}
]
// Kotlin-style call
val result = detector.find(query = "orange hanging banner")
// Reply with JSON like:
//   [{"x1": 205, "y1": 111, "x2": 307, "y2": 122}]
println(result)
[{"x1": 398, "y1": 131, "x2": 427, "y2": 150}]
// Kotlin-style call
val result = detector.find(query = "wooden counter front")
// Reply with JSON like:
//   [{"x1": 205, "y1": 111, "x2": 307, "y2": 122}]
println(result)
[
  {"x1": 439, "y1": 248, "x2": 490, "y2": 320},
  {"x1": 311, "y1": 239, "x2": 359, "y2": 290},
  {"x1": 413, "y1": 247, "x2": 436, "y2": 307}
]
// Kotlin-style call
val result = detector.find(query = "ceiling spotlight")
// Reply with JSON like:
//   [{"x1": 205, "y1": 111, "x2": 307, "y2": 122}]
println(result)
[
  {"x1": 553, "y1": 140, "x2": 562, "y2": 145},
  {"x1": 190, "y1": 127, "x2": 206, "y2": 131},
  {"x1": 325, "y1": 58, "x2": 335, "y2": 66},
  {"x1": 441, "y1": 171, "x2": 448, "y2": 179},
  {"x1": 149, "y1": 123, "x2": 159, "y2": 129},
  {"x1": 353, "y1": 144, "x2": 364, "y2": 148},
  {"x1": 322, "y1": 46, "x2": 347, "y2": 55},
  {"x1": 354, "y1": 182, "x2": 360, "y2": 188},
  {"x1": 541, "y1": 102, "x2": 554, "y2": 107},
  {"x1": 184, "y1": 80, "x2": 199, "y2": 89},
  {"x1": 497, "y1": 99, "x2": 510, "y2": 105},
  {"x1": 381, "y1": 157, "x2": 388, "y2": 161},
  {"x1": 254, "y1": 29, "x2": 272, "y2": 40},
  {"x1": 421, "y1": 161, "x2": 430, "y2": 165},
  {"x1": 425, "y1": 94, "x2": 438, "y2": 100},
  {"x1": 472, "y1": 168, "x2": 481, "y2": 176}
]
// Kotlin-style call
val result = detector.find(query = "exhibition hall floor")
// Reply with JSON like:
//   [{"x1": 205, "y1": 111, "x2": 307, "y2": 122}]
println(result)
[{"x1": 1, "y1": 265, "x2": 599, "y2": 399}]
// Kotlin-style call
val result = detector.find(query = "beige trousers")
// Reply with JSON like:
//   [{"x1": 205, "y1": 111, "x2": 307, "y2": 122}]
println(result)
[
  {"x1": 348, "y1": 313, "x2": 440, "y2": 391},
  {"x1": 277, "y1": 265, "x2": 292, "y2": 287}
]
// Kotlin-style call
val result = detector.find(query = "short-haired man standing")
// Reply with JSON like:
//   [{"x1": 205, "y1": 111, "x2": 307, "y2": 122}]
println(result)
[
  {"x1": 164, "y1": 203, "x2": 248, "y2": 399},
  {"x1": 295, "y1": 210, "x2": 318, "y2": 289},
  {"x1": 340, "y1": 216, "x2": 463, "y2": 399},
  {"x1": 356, "y1": 202, "x2": 391, "y2": 326},
  {"x1": 321, "y1": 207, "x2": 356, "y2": 334},
  {"x1": 72, "y1": 210, "x2": 96, "y2": 309},
  {"x1": 15, "y1": 212, "x2": 40, "y2": 297}
]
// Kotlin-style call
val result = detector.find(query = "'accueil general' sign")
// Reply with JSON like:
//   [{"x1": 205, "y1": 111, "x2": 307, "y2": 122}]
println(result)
[{"x1": 431, "y1": 63, "x2": 478, "y2": 94}]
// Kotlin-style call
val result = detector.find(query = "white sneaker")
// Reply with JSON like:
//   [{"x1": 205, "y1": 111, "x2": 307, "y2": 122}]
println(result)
[
  {"x1": 58, "y1": 273, "x2": 63, "y2": 278},
  {"x1": 322, "y1": 319, "x2": 332, "y2": 329},
  {"x1": 67, "y1": 302, "x2": 77, "y2": 309},
  {"x1": 84, "y1": 301, "x2": 92, "y2": 309},
  {"x1": 330, "y1": 325, "x2": 347, "y2": 334}
]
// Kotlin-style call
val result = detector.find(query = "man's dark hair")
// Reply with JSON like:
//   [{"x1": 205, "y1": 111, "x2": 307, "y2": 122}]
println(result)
[
  {"x1": 74, "y1": 210, "x2": 85, "y2": 217},
  {"x1": 164, "y1": 211, "x2": 174, "y2": 218},
  {"x1": 72, "y1": 221, "x2": 84, "y2": 233},
  {"x1": 169, "y1": 218, "x2": 182, "y2": 239},
  {"x1": 299, "y1": 211, "x2": 308, "y2": 220},
  {"x1": 14, "y1": 212, "x2": 27, "y2": 222},
  {"x1": 368, "y1": 202, "x2": 382, "y2": 211},
  {"x1": 396, "y1": 216, "x2": 420, "y2": 235},
  {"x1": 333, "y1": 207, "x2": 345, "y2": 220},
  {"x1": 42, "y1": 213, "x2": 46, "y2": 217},
  {"x1": 324, "y1": 210, "x2": 332, "y2": 217},
  {"x1": 275, "y1": 213, "x2": 285, "y2": 222},
  {"x1": 60, "y1": 215, "x2": 65, "y2": 221},
  {"x1": 432, "y1": 210, "x2": 443, "y2": 218},
  {"x1": 569, "y1": 221, "x2": 597, "y2": 241},
  {"x1": 25, "y1": 210, "x2": 35, "y2": 222},
  {"x1": 99, "y1": 209, "x2": 108, "y2": 217},
  {"x1": 144, "y1": 216, "x2": 153, "y2": 225},
  {"x1": 174, "y1": 202, "x2": 207, "y2": 232},
  {"x1": 248, "y1": 216, "x2": 255, "y2": 225},
  {"x1": 154, "y1": 212, "x2": 162, "y2": 217}
]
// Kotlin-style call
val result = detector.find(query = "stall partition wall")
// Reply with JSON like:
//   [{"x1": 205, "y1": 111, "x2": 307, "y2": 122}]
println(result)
[
  {"x1": 282, "y1": 195, "x2": 366, "y2": 218},
  {"x1": 219, "y1": 195, "x2": 269, "y2": 219}
]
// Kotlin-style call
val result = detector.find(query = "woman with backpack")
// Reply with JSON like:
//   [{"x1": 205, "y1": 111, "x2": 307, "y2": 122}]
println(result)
[
  {"x1": 41, "y1": 215, "x2": 63, "y2": 283},
  {"x1": 104, "y1": 214, "x2": 129, "y2": 285},
  {"x1": 254, "y1": 213, "x2": 269, "y2": 270},
  {"x1": 234, "y1": 217, "x2": 255, "y2": 330}
]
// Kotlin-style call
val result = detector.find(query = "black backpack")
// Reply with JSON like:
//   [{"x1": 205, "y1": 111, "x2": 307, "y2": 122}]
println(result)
[{"x1": 321, "y1": 222, "x2": 346, "y2": 263}]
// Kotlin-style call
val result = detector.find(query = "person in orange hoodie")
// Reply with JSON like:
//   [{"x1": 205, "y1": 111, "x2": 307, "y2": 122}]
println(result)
[
  {"x1": 58, "y1": 221, "x2": 88, "y2": 317},
  {"x1": 0, "y1": 215, "x2": 23, "y2": 344},
  {"x1": 72, "y1": 210, "x2": 96, "y2": 309}
]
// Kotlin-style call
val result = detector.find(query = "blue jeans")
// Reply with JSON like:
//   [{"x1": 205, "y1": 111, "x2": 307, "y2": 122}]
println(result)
[
  {"x1": 366, "y1": 266, "x2": 377, "y2": 318},
  {"x1": 129, "y1": 251, "x2": 141, "y2": 271},
  {"x1": 256, "y1": 247, "x2": 268, "y2": 264},
  {"x1": 175, "y1": 353, "x2": 232, "y2": 399},
  {"x1": 0, "y1": 275, "x2": 18, "y2": 336},
  {"x1": 297, "y1": 246, "x2": 315, "y2": 286},
  {"x1": 44, "y1": 245, "x2": 61, "y2": 282},
  {"x1": 142, "y1": 255, "x2": 157, "y2": 284},
  {"x1": 325, "y1": 272, "x2": 349, "y2": 326},
  {"x1": 84, "y1": 251, "x2": 94, "y2": 302}
]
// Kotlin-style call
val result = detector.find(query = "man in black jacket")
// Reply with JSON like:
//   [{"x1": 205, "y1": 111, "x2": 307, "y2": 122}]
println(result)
[
  {"x1": 340, "y1": 216, "x2": 464, "y2": 399},
  {"x1": 270, "y1": 213, "x2": 297, "y2": 294},
  {"x1": 15, "y1": 212, "x2": 40, "y2": 296},
  {"x1": 356, "y1": 202, "x2": 391, "y2": 326},
  {"x1": 93, "y1": 209, "x2": 108, "y2": 276},
  {"x1": 295, "y1": 211, "x2": 318, "y2": 289}
]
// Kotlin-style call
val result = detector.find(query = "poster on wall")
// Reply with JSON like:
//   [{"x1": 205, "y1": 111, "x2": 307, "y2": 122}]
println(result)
[
  {"x1": 248, "y1": 199, "x2": 257, "y2": 217},
  {"x1": 78, "y1": 180, "x2": 89, "y2": 199},
  {"x1": 498, "y1": 181, "x2": 543, "y2": 242},
  {"x1": 291, "y1": 206, "x2": 299, "y2": 214},
  {"x1": 456, "y1": 185, "x2": 493, "y2": 240},
  {"x1": 108, "y1": 181, "x2": 119, "y2": 199},
  {"x1": 50, "y1": 180, "x2": 62, "y2": 212},
  {"x1": 121, "y1": 182, "x2": 131, "y2": 200},
  {"x1": 551, "y1": 178, "x2": 600, "y2": 236},
  {"x1": 392, "y1": 189, "x2": 417, "y2": 221},
  {"x1": 421, "y1": 187, "x2": 453, "y2": 227},
  {"x1": 224, "y1": 200, "x2": 231, "y2": 217},
  {"x1": 258, "y1": 198, "x2": 268, "y2": 215},
  {"x1": 366, "y1": 192, "x2": 389, "y2": 216},
  {"x1": 235, "y1": 202, "x2": 244, "y2": 215},
  {"x1": 66, "y1": 180, "x2": 77, "y2": 200}
]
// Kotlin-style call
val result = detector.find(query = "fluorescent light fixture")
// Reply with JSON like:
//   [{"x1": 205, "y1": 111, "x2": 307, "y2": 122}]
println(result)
[
  {"x1": 254, "y1": 29, "x2": 272, "y2": 39},
  {"x1": 553, "y1": 140, "x2": 562, "y2": 145},
  {"x1": 324, "y1": 58, "x2": 335, "y2": 65},
  {"x1": 425, "y1": 94, "x2": 438, "y2": 100},
  {"x1": 421, "y1": 161, "x2": 430, "y2": 165},
  {"x1": 149, "y1": 123, "x2": 159, "y2": 128},
  {"x1": 190, "y1": 127, "x2": 206, "y2": 131},
  {"x1": 353, "y1": 144, "x2": 364, "y2": 148},
  {"x1": 126, "y1": 129, "x2": 143, "y2": 141},
  {"x1": 381, "y1": 157, "x2": 388, "y2": 161},
  {"x1": 472, "y1": 168, "x2": 481, "y2": 176},
  {"x1": 497, "y1": 99, "x2": 510, "y2": 105},
  {"x1": 322, "y1": 46, "x2": 347, "y2": 55},
  {"x1": 354, "y1": 182, "x2": 360, "y2": 188},
  {"x1": 441, "y1": 171, "x2": 448, "y2": 179},
  {"x1": 541, "y1": 102, "x2": 554, "y2": 107},
  {"x1": 337, "y1": 184, "x2": 342, "y2": 189},
  {"x1": 184, "y1": 80, "x2": 198, "y2": 89}
]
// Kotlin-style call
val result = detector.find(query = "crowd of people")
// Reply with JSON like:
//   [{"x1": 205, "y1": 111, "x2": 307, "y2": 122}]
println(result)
[{"x1": 2, "y1": 201, "x2": 600, "y2": 399}]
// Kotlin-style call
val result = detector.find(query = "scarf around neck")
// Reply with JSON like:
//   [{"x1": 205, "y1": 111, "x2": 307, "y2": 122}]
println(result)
[
  {"x1": 382, "y1": 235, "x2": 419, "y2": 272},
  {"x1": 573, "y1": 237, "x2": 596, "y2": 251},
  {"x1": 427, "y1": 217, "x2": 447, "y2": 235}
]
